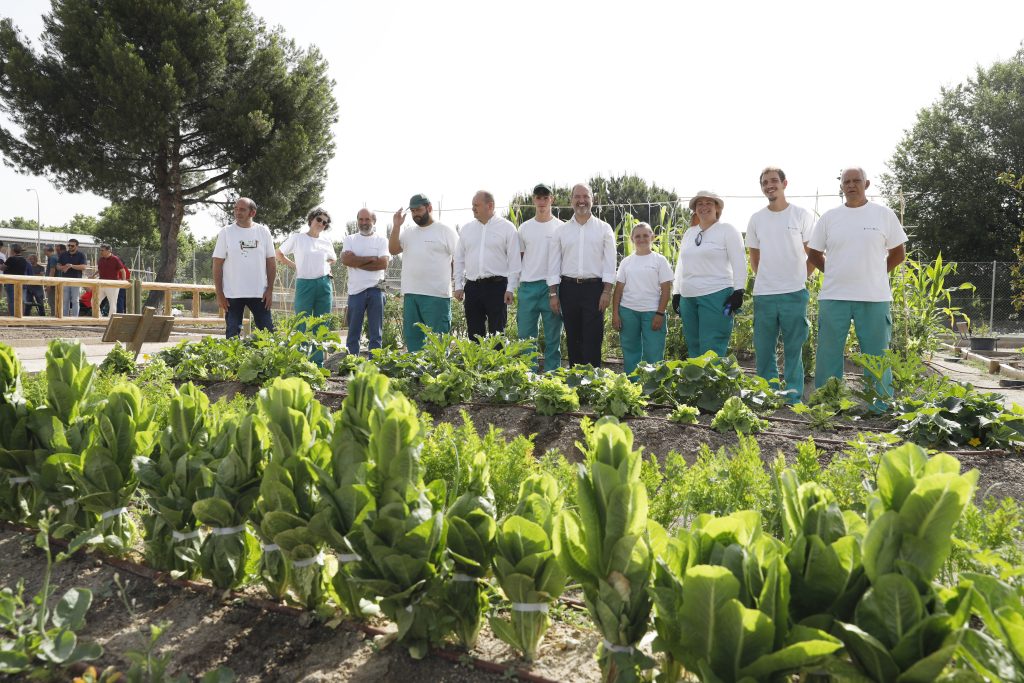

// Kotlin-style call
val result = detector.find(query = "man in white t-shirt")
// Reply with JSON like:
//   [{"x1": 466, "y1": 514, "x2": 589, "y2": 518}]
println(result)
[
  {"x1": 807, "y1": 167, "x2": 908, "y2": 402},
  {"x1": 517, "y1": 184, "x2": 564, "y2": 371},
  {"x1": 454, "y1": 190, "x2": 521, "y2": 339},
  {"x1": 746, "y1": 167, "x2": 816, "y2": 404},
  {"x1": 342, "y1": 209, "x2": 390, "y2": 354},
  {"x1": 389, "y1": 193, "x2": 458, "y2": 352},
  {"x1": 212, "y1": 197, "x2": 277, "y2": 338}
]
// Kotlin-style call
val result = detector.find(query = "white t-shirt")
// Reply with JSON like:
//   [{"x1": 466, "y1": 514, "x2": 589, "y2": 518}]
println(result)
[
  {"x1": 745, "y1": 204, "x2": 815, "y2": 295},
  {"x1": 398, "y1": 221, "x2": 458, "y2": 298},
  {"x1": 672, "y1": 222, "x2": 746, "y2": 297},
  {"x1": 808, "y1": 202, "x2": 908, "y2": 302},
  {"x1": 616, "y1": 253, "x2": 674, "y2": 312},
  {"x1": 212, "y1": 223, "x2": 275, "y2": 299},
  {"x1": 343, "y1": 232, "x2": 389, "y2": 295},
  {"x1": 278, "y1": 231, "x2": 337, "y2": 280},
  {"x1": 518, "y1": 216, "x2": 563, "y2": 283},
  {"x1": 454, "y1": 216, "x2": 522, "y2": 292}
]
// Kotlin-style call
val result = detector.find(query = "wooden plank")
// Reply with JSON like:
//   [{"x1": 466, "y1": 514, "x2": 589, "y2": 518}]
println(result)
[{"x1": 0, "y1": 315, "x2": 222, "y2": 327}]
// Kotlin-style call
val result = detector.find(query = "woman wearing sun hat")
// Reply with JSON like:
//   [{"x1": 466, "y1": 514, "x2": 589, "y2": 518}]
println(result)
[{"x1": 671, "y1": 191, "x2": 747, "y2": 357}]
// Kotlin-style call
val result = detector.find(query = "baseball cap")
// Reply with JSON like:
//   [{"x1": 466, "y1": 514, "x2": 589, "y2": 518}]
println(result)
[{"x1": 409, "y1": 194, "x2": 431, "y2": 208}]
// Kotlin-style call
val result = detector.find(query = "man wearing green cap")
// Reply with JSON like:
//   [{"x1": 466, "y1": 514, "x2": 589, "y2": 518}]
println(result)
[
  {"x1": 746, "y1": 167, "x2": 815, "y2": 404},
  {"x1": 807, "y1": 167, "x2": 907, "y2": 404},
  {"x1": 516, "y1": 183, "x2": 563, "y2": 371},
  {"x1": 390, "y1": 194, "x2": 458, "y2": 352}
]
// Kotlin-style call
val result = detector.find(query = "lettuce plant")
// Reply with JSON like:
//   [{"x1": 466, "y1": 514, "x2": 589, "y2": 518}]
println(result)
[
  {"x1": 555, "y1": 417, "x2": 658, "y2": 681},
  {"x1": 444, "y1": 451, "x2": 496, "y2": 648},
  {"x1": 711, "y1": 396, "x2": 767, "y2": 435},
  {"x1": 490, "y1": 472, "x2": 567, "y2": 662},
  {"x1": 533, "y1": 376, "x2": 579, "y2": 416}
]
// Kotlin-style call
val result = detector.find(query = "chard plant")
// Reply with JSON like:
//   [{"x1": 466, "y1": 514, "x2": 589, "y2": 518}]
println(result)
[
  {"x1": 252, "y1": 378, "x2": 332, "y2": 609},
  {"x1": 555, "y1": 417, "x2": 658, "y2": 682},
  {"x1": 711, "y1": 396, "x2": 768, "y2": 435},
  {"x1": 348, "y1": 390, "x2": 451, "y2": 659},
  {"x1": 952, "y1": 571, "x2": 1024, "y2": 680},
  {"x1": 490, "y1": 472, "x2": 567, "y2": 662},
  {"x1": 591, "y1": 373, "x2": 647, "y2": 419},
  {"x1": 192, "y1": 412, "x2": 268, "y2": 590},
  {"x1": 137, "y1": 383, "x2": 218, "y2": 577},
  {"x1": 444, "y1": 451, "x2": 496, "y2": 648}
]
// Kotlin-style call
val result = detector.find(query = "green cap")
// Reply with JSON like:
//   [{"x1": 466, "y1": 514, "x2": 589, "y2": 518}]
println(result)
[
  {"x1": 409, "y1": 193, "x2": 431, "y2": 208},
  {"x1": 532, "y1": 183, "x2": 553, "y2": 196}
]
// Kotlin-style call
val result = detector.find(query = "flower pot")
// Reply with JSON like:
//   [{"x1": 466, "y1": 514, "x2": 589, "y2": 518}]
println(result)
[{"x1": 969, "y1": 336, "x2": 997, "y2": 352}]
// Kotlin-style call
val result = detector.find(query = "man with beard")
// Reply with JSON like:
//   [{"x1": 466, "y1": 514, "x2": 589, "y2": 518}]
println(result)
[
  {"x1": 517, "y1": 183, "x2": 564, "y2": 371},
  {"x1": 342, "y1": 208, "x2": 390, "y2": 355},
  {"x1": 390, "y1": 194, "x2": 458, "y2": 352},
  {"x1": 547, "y1": 183, "x2": 616, "y2": 366},
  {"x1": 807, "y1": 167, "x2": 907, "y2": 404},
  {"x1": 57, "y1": 238, "x2": 88, "y2": 317},
  {"x1": 454, "y1": 190, "x2": 521, "y2": 339},
  {"x1": 745, "y1": 167, "x2": 816, "y2": 404}
]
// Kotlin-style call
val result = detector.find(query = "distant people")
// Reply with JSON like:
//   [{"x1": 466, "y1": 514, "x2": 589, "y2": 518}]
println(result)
[
  {"x1": 96, "y1": 244, "x2": 129, "y2": 316},
  {"x1": 454, "y1": 191, "x2": 521, "y2": 339},
  {"x1": 79, "y1": 288, "x2": 93, "y2": 316},
  {"x1": 671, "y1": 191, "x2": 746, "y2": 358},
  {"x1": 389, "y1": 194, "x2": 458, "y2": 352},
  {"x1": 612, "y1": 223, "x2": 673, "y2": 375},
  {"x1": 213, "y1": 197, "x2": 276, "y2": 338},
  {"x1": 58, "y1": 238, "x2": 88, "y2": 317},
  {"x1": 45, "y1": 245, "x2": 60, "y2": 315},
  {"x1": 0, "y1": 241, "x2": 7, "y2": 273},
  {"x1": 746, "y1": 167, "x2": 816, "y2": 404},
  {"x1": 341, "y1": 209, "x2": 389, "y2": 355},
  {"x1": 276, "y1": 207, "x2": 338, "y2": 365},
  {"x1": 548, "y1": 183, "x2": 616, "y2": 367},
  {"x1": 24, "y1": 253, "x2": 45, "y2": 316},
  {"x1": 517, "y1": 183, "x2": 564, "y2": 372},
  {"x1": 3, "y1": 244, "x2": 29, "y2": 316},
  {"x1": 807, "y1": 167, "x2": 907, "y2": 403}
]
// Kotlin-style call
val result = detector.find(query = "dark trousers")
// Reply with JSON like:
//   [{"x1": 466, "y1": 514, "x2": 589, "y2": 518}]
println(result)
[
  {"x1": 559, "y1": 278, "x2": 605, "y2": 366},
  {"x1": 225, "y1": 297, "x2": 274, "y2": 338},
  {"x1": 464, "y1": 277, "x2": 508, "y2": 339}
]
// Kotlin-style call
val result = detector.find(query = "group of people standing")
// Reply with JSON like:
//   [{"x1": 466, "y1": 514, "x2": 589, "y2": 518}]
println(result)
[{"x1": 214, "y1": 165, "x2": 907, "y2": 404}]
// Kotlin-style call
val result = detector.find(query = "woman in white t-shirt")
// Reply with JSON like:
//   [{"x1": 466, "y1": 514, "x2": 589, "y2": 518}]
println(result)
[
  {"x1": 671, "y1": 191, "x2": 747, "y2": 358},
  {"x1": 612, "y1": 223, "x2": 674, "y2": 375},
  {"x1": 276, "y1": 207, "x2": 338, "y2": 364}
]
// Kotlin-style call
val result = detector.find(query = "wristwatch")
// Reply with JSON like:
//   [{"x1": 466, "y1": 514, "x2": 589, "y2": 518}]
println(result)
[{"x1": 549, "y1": 292, "x2": 558, "y2": 297}]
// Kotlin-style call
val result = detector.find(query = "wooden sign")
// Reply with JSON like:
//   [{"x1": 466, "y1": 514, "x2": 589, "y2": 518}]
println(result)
[{"x1": 101, "y1": 306, "x2": 175, "y2": 359}]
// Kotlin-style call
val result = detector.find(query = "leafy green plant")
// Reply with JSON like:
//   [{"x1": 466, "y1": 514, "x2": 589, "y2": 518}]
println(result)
[
  {"x1": 667, "y1": 404, "x2": 699, "y2": 425},
  {"x1": 791, "y1": 402, "x2": 844, "y2": 430},
  {"x1": 890, "y1": 253, "x2": 975, "y2": 357},
  {"x1": 489, "y1": 473, "x2": 567, "y2": 661},
  {"x1": 591, "y1": 372, "x2": 647, "y2": 418},
  {"x1": 952, "y1": 572, "x2": 1024, "y2": 681},
  {"x1": 98, "y1": 342, "x2": 136, "y2": 375},
  {"x1": 477, "y1": 365, "x2": 532, "y2": 404},
  {"x1": 0, "y1": 512, "x2": 102, "y2": 676},
  {"x1": 555, "y1": 417, "x2": 658, "y2": 681},
  {"x1": 533, "y1": 376, "x2": 579, "y2": 416},
  {"x1": 807, "y1": 376, "x2": 857, "y2": 413},
  {"x1": 419, "y1": 366, "x2": 474, "y2": 407},
  {"x1": 634, "y1": 352, "x2": 782, "y2": 414},
  {"x1": 711, "y1": 396, "x2": 768, "y2": 434}
]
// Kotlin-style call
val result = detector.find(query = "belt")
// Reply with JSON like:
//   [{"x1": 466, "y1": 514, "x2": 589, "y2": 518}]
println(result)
[
  {"x1": 561, "y1": 276, "x2": 602, "y2": 284},
  {"x1": 469, "y1": 275, "x2": 507, "y2": 283}
]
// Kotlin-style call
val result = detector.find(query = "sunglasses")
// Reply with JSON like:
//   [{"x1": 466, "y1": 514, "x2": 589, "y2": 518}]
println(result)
[
  {"x1": 314, "y1": 216, "x2": 330, "y2": 225},
  {"x1": 694, "y1": 231, "x2": 703, "y2": 247}
]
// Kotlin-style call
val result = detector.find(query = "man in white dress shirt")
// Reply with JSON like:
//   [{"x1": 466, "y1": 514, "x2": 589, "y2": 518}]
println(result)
[
  {"x1": 548, "y1": 183, "x2": 616, "y2": 367},
  {"x1": 517, "y1": 183, "x2": 564, "y2": 371},
  {"x1": 454, "y1": 191, "x2": 522, "y2": 339}
]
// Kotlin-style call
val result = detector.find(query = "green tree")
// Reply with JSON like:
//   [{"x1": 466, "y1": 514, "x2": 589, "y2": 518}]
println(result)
[
  {"x1": 0, "y1": 217, "x2": 42, "y2": 231},
  {"x1": 61, "y1": 214, "x2": 99, "y2": 237},
  {"x1": 94, "y1": 200, "x2": 162, "y2": 252},
  {"x1": 0, "y1": 0, "x2": 338, "y2": 285},
  {"x1": 881, "y1": 46, "x2": 1024, "y2": 261}
]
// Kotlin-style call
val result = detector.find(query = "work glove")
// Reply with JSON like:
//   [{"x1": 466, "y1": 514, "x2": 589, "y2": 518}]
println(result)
[
  {"x1": 672, "y1": 294, "x2": 681, "y2": 315},
  {"x1": 723, "y1": 289, "x2": 745, "y2": 316}
]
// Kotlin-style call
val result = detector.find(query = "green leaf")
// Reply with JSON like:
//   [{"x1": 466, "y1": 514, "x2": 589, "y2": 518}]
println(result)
[
  {"x1": 855, "y1": 574, "x2": 923, "y2": 649},
  {"x1": 39, "y1": 628, "x2": 77, "y2": 663},
  {"x1": 52, "y1": 587, "x2": 92, "y2": 631}
]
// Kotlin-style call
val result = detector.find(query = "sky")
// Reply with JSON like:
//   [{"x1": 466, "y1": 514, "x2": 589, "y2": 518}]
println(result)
[{"x1": 1, "y1": 0, "x2": 1024, "y2": 241}]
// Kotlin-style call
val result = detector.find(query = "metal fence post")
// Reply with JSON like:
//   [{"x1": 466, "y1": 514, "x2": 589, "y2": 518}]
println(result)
[{"x1": 990, "y1": 260, "x2": 996, "y2": 331}]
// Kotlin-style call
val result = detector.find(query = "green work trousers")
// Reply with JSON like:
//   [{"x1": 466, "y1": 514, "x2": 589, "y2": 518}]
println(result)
[
  {"x1": 619, "y1": 306, "x2": 667, "y2": 376},
  {"x1": 815, "y1": 299, "x2": 893, "y2": 400},
  {"x1": 517, "y1": 280, "x2": 563, "y2": 372},
  {"x1": 680, "y1": 287, "x2": 734, "y2": 358},
  {"x1": 403, "y1": 293, "x2": 451, "y2": 352},
  {"x1": 753, "y1": 289, "x2": 809, "y2": 404},
  {"x1": 294, "y1": 275, "x2": 333, "y2": 366}
]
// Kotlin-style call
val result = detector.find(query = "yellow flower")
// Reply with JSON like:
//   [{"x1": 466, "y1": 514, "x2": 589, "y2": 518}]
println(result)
[{"x1": 968, "y1": 437, "x2": 981, "y2": 447}]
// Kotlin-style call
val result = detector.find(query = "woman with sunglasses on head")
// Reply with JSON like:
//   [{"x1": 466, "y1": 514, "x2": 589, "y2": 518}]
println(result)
[
  {"x1": 670, "y1": 191, "x2": 746, "y2": 358},
  {"x1": 276, "y1": 207, "x2": 338, "y2": 365}
]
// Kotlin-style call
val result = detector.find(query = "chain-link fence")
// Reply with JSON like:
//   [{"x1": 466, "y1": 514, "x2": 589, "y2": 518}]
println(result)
[{"x1": 944, "y1": 262, "x2": 1021, "y2": 334}]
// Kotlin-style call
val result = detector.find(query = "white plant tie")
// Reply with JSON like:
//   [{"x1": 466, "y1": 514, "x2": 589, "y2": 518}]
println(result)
[
  {"x1": 131, "y1": 456, "x2": 149, "y2": 471},
  {"x1": 405, "y1": 605, "x2": 414, "y2": 613},
  {"x1": 291, "y1": 551, "x2": 325, "y2": 569},
  {"x1": 8, "y1": 476, "x2": 30, "y2": 485},
  {"x1": 172, "y1": 529, "x2": 201, "y2": 542},
  {"x1": 335, "y1": 552, "x2": 361, "y2": 563},
  {"x1": 603, "y1": 640, "x2": 635, "y2": 654},
  {"x1": 262, "y1": 543, "x2": 280, "y2": 553},
  {"x1": 451, "y1": 573, "x2": 477, "y2": 583},
  {"x1": 62, "y1": 498, "x2": 77, "y2": 508},
  {"x1": 100, "y1": 507, "x2": 128, "y2": 520},
  {"x1": 210, "y1": 524, "x2": 246, "y2": 536},
  {"x1": 511, "y1": 602, "x2": 550, "y2": 613}
]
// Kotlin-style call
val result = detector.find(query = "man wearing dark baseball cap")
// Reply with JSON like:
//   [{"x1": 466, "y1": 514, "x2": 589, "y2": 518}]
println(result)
[
  {"x1": 516, "y1": 183, "x2": 564, "y2": 370},
  {"x1": 389, "y1": 193, "x2": 459, "y2": 351}
]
